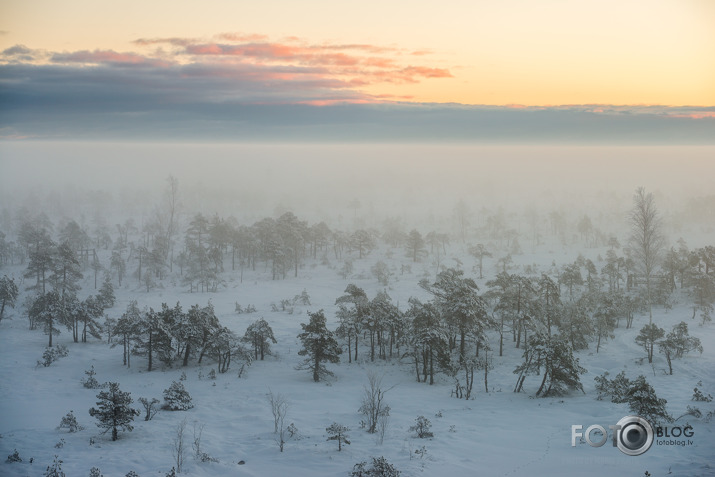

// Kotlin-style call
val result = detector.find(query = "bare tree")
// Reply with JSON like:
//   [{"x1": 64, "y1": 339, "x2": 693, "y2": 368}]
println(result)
[
  {"x1": 628, "y1": 187, "x2": 665, "y2": 324},
  {"x1": 266, "y1": 389, "x2": 289, "y2": 451},
  {"x1": 164, "y1": 175, "x2": 180, "y2": 270},
  {"x1": 359, "y1": 371, "x2": 394, "y2": 434},
  {"x1": 173, "y1": 418, "x2": 187, "y2": 473},
  {"x1": 267, "y1": 389, "x2": 288, "y2": 433},
  {"x1": 376, "y1": 413, "x2": 390, "y2": 445}
]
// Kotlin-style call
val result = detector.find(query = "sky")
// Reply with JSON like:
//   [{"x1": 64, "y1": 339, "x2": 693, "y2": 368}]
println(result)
[{"x1": 1, "y1": 0, "x2": 714, "y2": 141}]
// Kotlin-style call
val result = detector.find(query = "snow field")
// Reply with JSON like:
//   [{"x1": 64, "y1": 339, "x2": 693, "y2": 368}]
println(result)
[{"x1": 1, "y1": 241, "x2": 714, "y2": 477}]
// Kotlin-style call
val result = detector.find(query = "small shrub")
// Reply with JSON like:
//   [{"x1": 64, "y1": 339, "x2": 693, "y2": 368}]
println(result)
[
  {"x1": 409, "y1": 416, "x2": 434, "y2": 438},
  {"x1": 6, "y1": 449, "x2": 22, "y2": 463},
  {"x1": 693, "y1": 382, "x2": 713, "y2": 402},
  {"x1": 58, "y1": 410, "x2": 84, "y2": 432},
  {"x1": 44, "y1": 455, "x2": 65, "y2": 477},
  {"x1": 139, "y1": 397, "x2": 160, "y2": 421},
  {"x1": 192, "y1": 422, "x2": 218, "y2": 463},
  {"x1": 125, "y1": 472, "x2": 141, "y2": 477},
  {"x1": 54, "y1": 438, "x2": 65, "y2": 448},
  {"x1": 351, "y1": 456, "x2": 400, "y2": 477},
  {"x1": 163, "y1": 381, "x2": 193, "y2": 411},
  {"x1": 208, "y1": 369, "x2": 216, "y2": 380},
  {"x1": 89, "y1": 467, "x2": 103, "y2": 477},
  {"x1": 37, "y1": 345, "x2": 69, "y2": 367},
  {"x1": 82, "y1": 365, "x2": 100, "y2": 389},
  {"x1": 293, "y1": 289, "x2": 311, "y2": 306}
]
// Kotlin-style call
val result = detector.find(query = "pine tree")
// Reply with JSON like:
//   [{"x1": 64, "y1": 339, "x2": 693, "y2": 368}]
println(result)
[
  {"x1": 658, "y1": 321, "x2": 703, "y2": 375},
  {"x1": 49, "y1": 241, "x2": 83, "y2": 298},
  {"x1": 110, "y1": 250, "x2": 126, "y2": 287},
  {"x1": 163, "y1": 381, "x2": 193, "y2": 410},
  {"x1": 57, "y1": 410, "x2": 84, "y2": 432},
  {"x1": 405, "y1": 229, "x2": 427, "y2": 262},
  {"x1": 0, "y1": 275, "x2": 19, "y2": 322},
  {"x1": 326, "y1": 422, "x2": 351, "y2": 451},
  {"x1": 635, "y1": 323, "x2": 665, "y2": 364},
  {"x1": 134, "y1": 307, "x2": 173, "y2": 371},
  {"x1": 297, "y1": 310, "x2": 342, "y2": 382},
  {"x1": 335, "y1": 284, "x2": 370, "y2": 362},
  {"x1": 406, "y1": 297, "x2": 447, "y2": 385},
  {"x1": 98, "y1": 274, "x2": 115, "y2": 309},
  {"x1": 115, "y1": 301, "x2": 142, "y2": 368},
  {"x1": 28, "y1": 290, "x2": 64, "y2": 347},
  {"x1": 23, "y1": 228, "x2": 55, "y2": 293},
  {"x1": 89, "y1": 382, "x2": 140, "y2": 441},
  {"x1": 514, "y1": 333, "x2": 585, "y2": 396},
  {"x1": 78, "y1": 295, "x2": 104, "y2": 343},
  {"x1": 422, "y1": 268, "x2": 491, "y2": 362},
  {"x1": 243, "y1": 318, "x2": 277, "y2": 360},
  {"x1": 626, "y1": 376, "x2": 672, "y2": 425}
]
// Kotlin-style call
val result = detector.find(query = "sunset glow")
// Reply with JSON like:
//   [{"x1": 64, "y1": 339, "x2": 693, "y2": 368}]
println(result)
[{"x1": 2, "y1": 0, "x2": 714, "y2": 107}]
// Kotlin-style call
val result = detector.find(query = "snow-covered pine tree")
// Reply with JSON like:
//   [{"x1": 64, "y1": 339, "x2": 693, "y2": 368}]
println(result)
[
  {"x1": 243, "y1": 318, "x2": 277, "y2": 360},
  {"x1": 98, "y1": 274, "x2": 115, "y2": 309},
  {"x1": 133, "y1": 307, "x2": 173, "y2": 371},
  {"x1": 89, "y1": 382, "x2": 139, "y2": 441},
  {"x1": 421, "y1": 268, "x2": 491, "y2": 363},
  {"x1": 635, "y1": 323, "x2": 665, "y2": 364},
  {"x1": 297, "y1": 310, "x2": 342, "y2": 382},
  {"x1": 78, "y1": 295, "x2": 104, "y2": 343},
  {"x1": 83, "y1": 365, "x2": 100, "y2": 389},
  {"x1": 57, "y1": 410, "x2": 84, "y2": 432},
  {"x1": 658, "y1": 321, "x2": 703, "y2": 375},
  {"x1": 49, "y1": 240, "x2": 83, "y2": 298},
  {"x1": 163, "y1": 381, "x2": 193, "y2": 410},
  {"x1": 514, "y1": 333, "x2": 585, "y2": 396},
  {"x1": 28, "y1": 291, "x2": 64, "y2": 347},
  {"x1": 625, "y1": 375, "x2": 672, "y2": 425}
]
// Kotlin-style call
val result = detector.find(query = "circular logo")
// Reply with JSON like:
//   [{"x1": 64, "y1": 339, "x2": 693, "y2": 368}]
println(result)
[{"x1": 615, "y1": 415, "x2": 654, "y2": 456}]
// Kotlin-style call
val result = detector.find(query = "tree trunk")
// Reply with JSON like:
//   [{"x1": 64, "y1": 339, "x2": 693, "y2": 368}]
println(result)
[
  {"x1": 183, "y1": 342, "x2": 190, "y2": 367},
  {"x1": 313, "y1": 353, "x2": 320, "y2": 382},
  {"x1": 147, "y1": 331, "x2": 153, "y2": 372}
]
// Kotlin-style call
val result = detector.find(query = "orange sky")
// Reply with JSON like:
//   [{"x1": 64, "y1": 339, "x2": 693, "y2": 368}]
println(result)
[{"x1": 2, "y1": 0, "x2": 714, "y2": 106}]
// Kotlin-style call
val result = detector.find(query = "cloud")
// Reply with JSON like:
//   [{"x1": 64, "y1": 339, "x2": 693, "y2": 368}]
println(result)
[
  {"x1": 3, "y1": 44, "x2": 33, "y2": 55},
  {"x1": 129, "y1": 34, "x2": 452, "y2": 86},
  {"x1": 133, "y1": 37, "x2": 198, "y2": 47},
  {"x1": 51, "y1": 49, "x2": 173, "y2": 67},
  {"x1": 216, "y1": 32, "x2": 270, "y2": 42},
  {"x1": 1, "y1": 44, "x2": 47, "y2": 63},
  {"x1": 1, "y1": 33, "x2": 713, "y2": 143}
]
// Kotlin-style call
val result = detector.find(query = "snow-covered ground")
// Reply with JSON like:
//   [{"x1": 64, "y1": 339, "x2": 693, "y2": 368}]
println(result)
[{"x1": 1, "y1": 242, "x2": 714, "y2": 477}]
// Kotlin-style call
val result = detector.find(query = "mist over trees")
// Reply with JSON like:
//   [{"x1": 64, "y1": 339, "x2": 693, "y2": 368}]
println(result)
[{"x1": 0, "y1": 159, "x2": 713, "y2": 476}]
